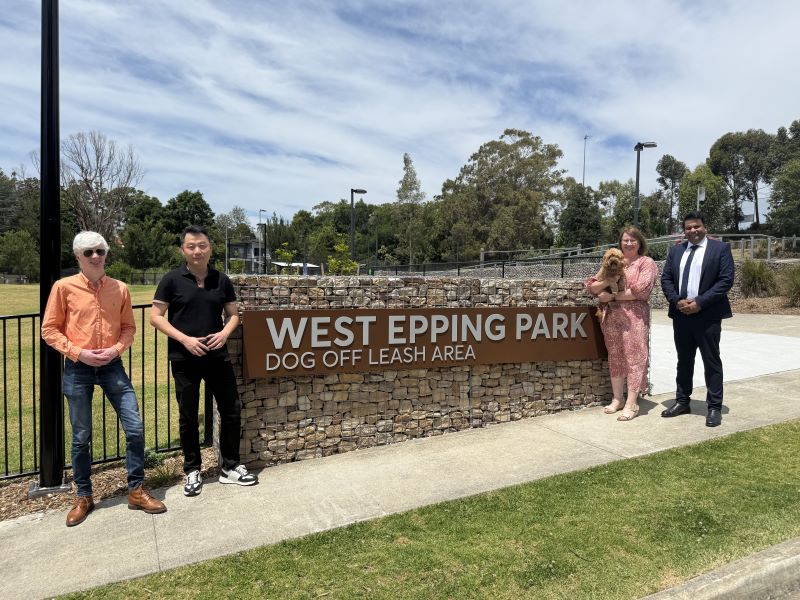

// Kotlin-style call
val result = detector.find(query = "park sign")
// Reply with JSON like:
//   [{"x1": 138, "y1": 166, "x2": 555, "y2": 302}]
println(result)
[{"x1": 242, "y1": 307, "x2": 606, "y2": 377}]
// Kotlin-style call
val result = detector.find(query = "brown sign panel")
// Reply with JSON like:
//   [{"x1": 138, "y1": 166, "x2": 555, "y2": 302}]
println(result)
[{"x1": 242, "y1": 306, "x2": 606, "y2": 378}]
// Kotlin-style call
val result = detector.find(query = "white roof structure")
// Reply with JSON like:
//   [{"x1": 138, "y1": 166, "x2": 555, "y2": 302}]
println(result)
[{"x1": 271, "y1": 261, "x2": 320, "y2": 268}]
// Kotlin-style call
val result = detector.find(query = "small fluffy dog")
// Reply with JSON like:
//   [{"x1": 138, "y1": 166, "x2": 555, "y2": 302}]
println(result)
[{"x1": 595, "y1": 248, "x2": 626, "y2": 319}]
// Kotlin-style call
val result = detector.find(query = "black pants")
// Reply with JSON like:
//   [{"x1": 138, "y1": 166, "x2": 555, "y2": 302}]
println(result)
[
  {"x1": 171, "y1": 357, "x2": 242, "y2": 473},
  {"x1": 673, "y1": 316, "x2": 723, "y2": 409}
]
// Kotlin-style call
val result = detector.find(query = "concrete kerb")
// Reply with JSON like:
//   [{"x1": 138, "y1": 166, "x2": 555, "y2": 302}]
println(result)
[{"x1": 642, "y1": 536, "x2": 800, "y2": 600}]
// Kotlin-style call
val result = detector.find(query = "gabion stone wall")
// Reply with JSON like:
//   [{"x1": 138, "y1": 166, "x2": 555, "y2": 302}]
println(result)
[
  {"x1": 227, "y1": 276, "x2": 611, "y2": 469},
  {"x1": 377, "y1": 257, "x2": 760, "y2": 310}
]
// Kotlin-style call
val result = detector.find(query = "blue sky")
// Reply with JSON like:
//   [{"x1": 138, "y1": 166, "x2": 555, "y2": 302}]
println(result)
[{"x1": 2, "y1": 0, "x2": 799, "y2": 224}]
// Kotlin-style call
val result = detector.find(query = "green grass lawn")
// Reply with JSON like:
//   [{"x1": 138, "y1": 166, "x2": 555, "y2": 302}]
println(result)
[
  {"x1": 1, "y1": 283, "x2": 158, "y2": 315},
  {"x1": 62, "y1": 420, "x2": 800, "y2": 599},
  {"x1": 1, "y1": 284, "x2": 192, "y2": 476}
]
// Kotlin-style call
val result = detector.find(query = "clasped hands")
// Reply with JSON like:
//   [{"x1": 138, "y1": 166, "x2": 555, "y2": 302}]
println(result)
[
  {"x1": 677, "y1": 298, "x2": 701, "y2": 315},
  {"x1": 78, "y1": 347, "x2": 119, "y2": 366},
  {"x1": 182, "y1": 331, "x2": 228, "y2": 356}
]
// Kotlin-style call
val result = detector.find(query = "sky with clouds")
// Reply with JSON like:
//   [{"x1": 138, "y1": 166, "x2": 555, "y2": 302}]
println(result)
[{"x1": 2, "y1": 0, "x2": 799, "y2": 224}]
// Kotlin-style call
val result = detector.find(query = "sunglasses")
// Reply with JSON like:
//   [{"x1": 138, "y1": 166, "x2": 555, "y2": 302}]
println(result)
[{"x1": 82, "y1": 248, "x2": 107, "y2": 257}]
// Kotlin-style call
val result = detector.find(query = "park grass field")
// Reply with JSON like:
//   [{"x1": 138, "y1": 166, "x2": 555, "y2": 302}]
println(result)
[
  {"x1": 61, "y1": 420, "x2": 800, "y2": 599},
  {"x1": 0, "y1": 283, "x2": 158, "y2": 315},
  {"x1": 1, "y1": 284, "x2": 194, "y2": 477}
]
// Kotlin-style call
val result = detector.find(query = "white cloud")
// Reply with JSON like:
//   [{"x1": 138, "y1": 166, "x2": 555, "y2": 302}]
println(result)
[{"x1": 1, "y1": 0, "x2": 798, "y2": 224}]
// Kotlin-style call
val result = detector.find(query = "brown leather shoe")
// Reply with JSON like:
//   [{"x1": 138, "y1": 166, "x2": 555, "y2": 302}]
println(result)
[
  {"x1": 66, "y1": 495, "x2": 95, "y2": 527},
  {"x1": 127, "y1": 485, "x2": 167, "y2": 514}
]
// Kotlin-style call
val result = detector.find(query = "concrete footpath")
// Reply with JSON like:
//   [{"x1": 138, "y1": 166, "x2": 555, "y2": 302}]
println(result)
[{"x1": 1, "y1": 312, "x2": 799, "y2": 599}]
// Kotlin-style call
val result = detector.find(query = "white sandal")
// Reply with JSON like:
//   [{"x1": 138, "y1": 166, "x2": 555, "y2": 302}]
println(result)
[{"x1": 603, "y1": 398, "x2": 624, "y2": 414}]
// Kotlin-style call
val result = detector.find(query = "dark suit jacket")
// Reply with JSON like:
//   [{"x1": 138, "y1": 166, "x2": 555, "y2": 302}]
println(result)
[{"x1": 661, "y1": 238, "x2": 734, "y2": 321}]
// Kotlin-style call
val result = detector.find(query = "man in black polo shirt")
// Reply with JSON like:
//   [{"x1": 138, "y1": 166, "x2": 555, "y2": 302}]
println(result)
[{"x1": 150, "y1": 225, "x2": 257, "y2": 497}]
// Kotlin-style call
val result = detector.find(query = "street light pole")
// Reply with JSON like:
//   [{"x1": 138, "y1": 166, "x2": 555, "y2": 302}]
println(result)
[
  {"x1": 582, "y1": 134, "x2": 590, "y2": 186},
  {"x1": 224, "y1": 225, "x2": 229, "y2": 274},
  {"x1": 34, "y1": 0, "x2": 71, "y2": 496},
  {"x1": 633, "y1": 141, "x2": 657, "y2": 228},
  {"x1": 350, "y1": 188, "x2": 367, "y2": 261},
  {"x1": 258, "y1": 208, "x2": 266, "y2": 274}
]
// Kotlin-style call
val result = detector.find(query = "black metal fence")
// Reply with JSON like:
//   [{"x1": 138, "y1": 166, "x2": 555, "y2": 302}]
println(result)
[
  {"x1": 371, "y1": 254, "x2": 612, "y2": 280},
  {"x1": 0, "y1": 304, "x2": 210, "y2": 481}
]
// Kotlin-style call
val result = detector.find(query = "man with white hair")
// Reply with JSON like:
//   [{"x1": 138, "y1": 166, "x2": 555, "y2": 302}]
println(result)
[{"x1": 42, "y1": 231, "x2": 167, "y2": 526}]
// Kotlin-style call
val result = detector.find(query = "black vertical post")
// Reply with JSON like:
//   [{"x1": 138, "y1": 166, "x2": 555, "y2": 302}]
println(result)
[
  {"x1": 349, "y1": 189, "x2": 355, "y2": 260},
  {"x1": 37, "y1": 0, "x2": 66, "y2": 491},
  {"x1": 633, "y1": 147, "x2": 642, "y2": 228},
  {"x1": 262, "y1": 222, "x2": 268, "y2": 275}
]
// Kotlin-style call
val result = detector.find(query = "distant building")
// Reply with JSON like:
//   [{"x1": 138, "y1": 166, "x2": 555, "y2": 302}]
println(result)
[
  {"x1": 271, "y1": 261, "x2": 322, "y2": 275},
  {"x1": 227, "y1": 239, "x2": 321, "y2": 274}
]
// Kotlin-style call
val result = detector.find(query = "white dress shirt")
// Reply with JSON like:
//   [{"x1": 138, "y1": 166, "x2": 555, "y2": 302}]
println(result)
[{"x1": 678, "y1": 236, "x2": 707, "y2": 300}]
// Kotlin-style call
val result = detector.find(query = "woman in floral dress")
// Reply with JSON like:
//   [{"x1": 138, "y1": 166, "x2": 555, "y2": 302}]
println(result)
[{"x1": 586, "y1": 226, "x2": 658, "y2": 421}]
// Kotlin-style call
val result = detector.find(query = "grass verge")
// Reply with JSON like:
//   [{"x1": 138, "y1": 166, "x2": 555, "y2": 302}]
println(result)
[{"x1": 63, "y1": 420, "x2": 800, "y2": 599}]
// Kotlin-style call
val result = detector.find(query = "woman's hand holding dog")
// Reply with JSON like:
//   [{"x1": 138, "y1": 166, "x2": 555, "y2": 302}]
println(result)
[{"x1": 597, "y1": 290, "x2": 615, "y2": 303}]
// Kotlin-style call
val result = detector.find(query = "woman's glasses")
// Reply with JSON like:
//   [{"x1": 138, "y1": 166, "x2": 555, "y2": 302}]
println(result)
[{"x1": 82, "y1": 248, "x2": 107, "y2": 257}]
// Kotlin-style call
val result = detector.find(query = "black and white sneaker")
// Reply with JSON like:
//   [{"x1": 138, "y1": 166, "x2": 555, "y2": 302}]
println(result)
[
  {"x1": 219, "y1": 464, "x2": 258, "y2": 486},
  {"x1": 183, "y1": 470, "x2": 202, "y2": 496}
]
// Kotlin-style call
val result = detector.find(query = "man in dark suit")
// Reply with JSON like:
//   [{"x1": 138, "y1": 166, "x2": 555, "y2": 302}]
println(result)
[{"x1": 660, "y1": 212, "x2": 735, "y2": 427}]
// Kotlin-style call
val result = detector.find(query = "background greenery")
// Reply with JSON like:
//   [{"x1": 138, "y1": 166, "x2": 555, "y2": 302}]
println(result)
[{"x1": 3, "y1": 119, "x2": 800, "y2": 283}]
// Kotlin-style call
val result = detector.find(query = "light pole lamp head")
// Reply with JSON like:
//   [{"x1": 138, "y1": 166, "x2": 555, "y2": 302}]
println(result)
[
  {"x1": 634, "y1": 141, "x2": 657, "y2": 151},
  {"x1": 351, "y1": 188, "x2": 367, "y2": 195}
]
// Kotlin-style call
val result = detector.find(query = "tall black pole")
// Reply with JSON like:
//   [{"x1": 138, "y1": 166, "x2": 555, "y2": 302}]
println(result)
[
  {"x1": 582, "y1": 134, "x2": 589, "y2": 186},
  {"x1": 633, "y1": 147, "x2": 642, "y2": 228},
  {"x1": 349, "y1": 189, "x2": 355, "y2": 260},
  {"x1": 262, "y1": 221, "x2": 268, "y2": 274},
  {"x1": 35, "y1": 0, "x2": 67, "y2": 493}
]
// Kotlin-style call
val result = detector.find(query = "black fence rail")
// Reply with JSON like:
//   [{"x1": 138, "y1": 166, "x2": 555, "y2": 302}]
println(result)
[
  {"x1": 0, "y1": 304, "x2": 210, "y2": 481},
  {"x1": 371, "y1": 254, "x2": 615, "y2": 280}
]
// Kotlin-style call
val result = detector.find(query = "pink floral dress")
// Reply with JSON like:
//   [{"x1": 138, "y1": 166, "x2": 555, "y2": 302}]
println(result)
[{"x1": 586, "y1": 256, "x2": 658, "y2": 393}]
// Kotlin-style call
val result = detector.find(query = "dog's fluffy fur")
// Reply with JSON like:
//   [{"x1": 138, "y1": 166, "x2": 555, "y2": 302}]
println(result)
[{"x1": 595, "y1": 248, "x2": 626, "y2": 319}]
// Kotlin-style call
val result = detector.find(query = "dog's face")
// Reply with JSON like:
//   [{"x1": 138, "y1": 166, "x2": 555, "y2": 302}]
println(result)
[{"x1": 601, "y1": 248, "x2": 625, "y2": 277}]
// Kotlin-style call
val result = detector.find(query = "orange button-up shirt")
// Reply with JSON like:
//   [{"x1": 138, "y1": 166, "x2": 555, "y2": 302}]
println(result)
[{"x1": 41, "y1": 272, "x2": 136, "y2": 362}]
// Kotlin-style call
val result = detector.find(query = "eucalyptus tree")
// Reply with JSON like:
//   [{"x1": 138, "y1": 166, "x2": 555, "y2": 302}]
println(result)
[
  {"x1": 656, "y1": 154, "x2": 688, "y2": 233},
  {"x1": 437, "y1": 129, "x2": 563, "y2": 259},
  {"x1": 767, "y1": 158, "x2": 800, "y2": 236},
  {"x1": 557, "y1": 180, "x2": 602, "y2": 248},
  {"x1": 396, "y1": 152, "x2": 426, "y2": 265},
  {"x1": 677, "y1": 165, "x2": 730, "y2": 233},
  {"x1": 708, "y1": 129, "x2": 776, "y2": 229}
]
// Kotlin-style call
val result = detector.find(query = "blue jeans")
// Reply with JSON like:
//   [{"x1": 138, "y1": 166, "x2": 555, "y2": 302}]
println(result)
[{"x1": 63, "y1": 358, "x2": 145, "y2": 496}]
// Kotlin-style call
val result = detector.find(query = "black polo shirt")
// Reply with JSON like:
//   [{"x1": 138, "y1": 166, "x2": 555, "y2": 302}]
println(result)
[{"x1": 154, "y1": 265, "x2": 237, "y2": 361}]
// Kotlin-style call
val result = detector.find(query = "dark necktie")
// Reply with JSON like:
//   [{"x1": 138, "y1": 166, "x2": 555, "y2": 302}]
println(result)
[{"x1": 679, "y1": 245, "x2": 697, "y2": 299}]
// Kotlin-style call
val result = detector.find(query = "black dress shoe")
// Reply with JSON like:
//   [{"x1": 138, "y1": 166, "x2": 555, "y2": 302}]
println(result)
[
  {"x1": 706, "y1": 408, "x2": 722, "y2": 427},
  {"x1": 661, "y1": 402, "x2": 691, "y2": 418}
]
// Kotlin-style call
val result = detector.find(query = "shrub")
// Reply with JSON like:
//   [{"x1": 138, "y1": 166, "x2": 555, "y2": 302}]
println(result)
[
  {"x1": 327, "y1": 242, "x2": 358, "y2": 275},
  {"x1": 784, "y1": 265, "x2": 800, "y2": 307},
  {"x1": 105, "y1": 260, "x2": 134, "y2": 283},
  {"x1": 647, "y1": 241, "x2": 670, "y2": 261},
  {"x1": 740, "y1": 259, "x2": 777, "y2": 298},
  {"x1": 143, "y1": 448, "x2": 161, "y2": 469},
  {"x1": 145, "y1": 460, "x2": 181, "y2": 489}
]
